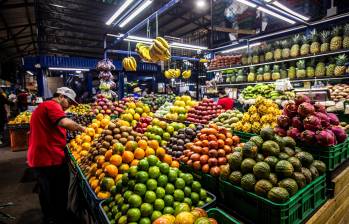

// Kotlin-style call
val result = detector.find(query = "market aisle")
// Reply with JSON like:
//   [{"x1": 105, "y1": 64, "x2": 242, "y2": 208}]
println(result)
[{"x1": 0, "y1": 147, "x2": 42, "y2": 224}]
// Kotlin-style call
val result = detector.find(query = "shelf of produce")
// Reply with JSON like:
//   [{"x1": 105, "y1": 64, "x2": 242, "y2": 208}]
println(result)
[
  {"x1": 208, "y1": 48, "x2": 349, "y2": 73},
  {"x1": 215, "y1": 75, "x2": 349, "y2": 87},
  {"x1": 219, "y1": 175, "x2": 327, "y2": 224}
]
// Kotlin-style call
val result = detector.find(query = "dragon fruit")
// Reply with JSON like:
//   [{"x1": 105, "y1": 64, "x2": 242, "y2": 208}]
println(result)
[
  {"x1": 295, "y1": 94, "x2": 311, "y2": 106},
  {"x1": 315, "y1": 130, "x2": 336, "y2": 147},
  {"x1": 283, "y1": 102, "x2": 298, "y2": 118},
  {"x1": 327, "y1": 113, "x2": 340, "y2": 125},
  {"x1": 291, "y1": 116, "x2": 303, "y2": 130},
  {"x1": 300, "y1": 130, "x2": 316, "y2": 144},
  {"x1": 274, "y1": 126, "x2": 287, "y2": 137},
  {"x1": 315, "y1": 112, "x2": 330, "y2": 128},
  {"x1": 298, "y1": 102, "x2": 315, "y2": 117},
  {"x1": 277, "y1": 115, "x2": 290, "y2": 129},
  {"x1": 287, "y1": 128, "x2": 301, "y2": 140},
  {"x1": 331, "y1": 126, "x2": 347, "y2": 143},
  {"x1": 303, "y1": 115, "x2": 322, "y2": 131},
  {"x1": 314, "y1": 104, "x2": 326, "y2": 113}
]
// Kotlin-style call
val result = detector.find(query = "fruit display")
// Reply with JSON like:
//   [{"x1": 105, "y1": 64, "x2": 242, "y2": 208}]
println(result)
[
  {"x1": 225, "y1": 127, "x2": 326, "y2": 203},
  {"x1": 144, "y1": 118, "x2": 186, "y2": 146},
  {"x1": 8, "y1": 111, "x2": 32, "y2": 124},
  {"x1": 340, "y1": 122, "x2": 349, "y2": 133},
  {"x1": 208, "y1": 55, "x2": 241, "y2": 70},
  {"x1": 122, "y1": 56, "x2": 137, "y2": 72},
  {"x1": 233, "y1": 97, "x2": 282, "y2": 134},
  {"x1": 91, "y1": 94, "x2": 125, "y2": 116},
  {"x1": 154, "y1": 207, "x2": 218, "y2": 224},
  {"x1": 240, "y1": 84, "x2": 295, "y2": 101},
  {"x1": 274, "y1": 95, "x2": 348, "y2": 146},
  {"x1": 141, "y1": 94, "x2": 176, "y2": 112},
  {"x1": 328, "y1": 84, "x2": 349, "y2": 102},
  {"x1": 165, "y1": 96, "x2": 198, "y2": 121},
  {"x1": 210, "y1": 109, "x2": 243, "y2": 131},
  {"x1": 155, "y1": 102, "x2": 173, "y2": 118},
  {"x1": 164, "y1": 69, "x2": 181, "y2": 79},
  {"x1": 97, "y1": 59, "x2": 117, "y2": 99},
  {"x1": 119, "y1": 101, "x2": 153, "y2": 127},
  {"x1": 134, "y1": 117, "x2": 153, "y2": 134},
  {"x1": 101, "y1": 155, "x2": 212, "y2": 223},
  {"x1": 182, "y1": 70, "x2": 192, "y2": 79},
  {"x1": 179, "y1": 124, "x2": 241, "y2": 177},
  {"x1": 67, "y1": 104, "x2": 91, "y2": 115},
  {"x1": 67, "y1": 114, "x2": 95, "y2": 141},
  {"x1": 186, "y1": 98, "x2": 225, "y2": 125},
  {"x1": 165, "y1": 125, "x2": 203, "y2": 159},
  {"x1": 136, "y1": 37, "x2": 171, "y2": 62}
]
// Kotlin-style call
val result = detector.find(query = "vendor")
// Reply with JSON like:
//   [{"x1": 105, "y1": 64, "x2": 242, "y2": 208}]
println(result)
[
  {"x1": 217, "y1": 89, "x2": 234, "y2": 110},
  {"x1": 133, "y1": 87, "x2": 142, "y2": 98},
  {"x1": 27, "y1": 87, "x2": 85, "y2": 224}
]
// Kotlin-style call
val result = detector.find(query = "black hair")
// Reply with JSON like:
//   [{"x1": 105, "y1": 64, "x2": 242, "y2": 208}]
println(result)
[
  {"x1": 218, "y1": 89, "x2": 226, "y2": 96},
  {"x1": 53, "y1": 93, "x2": 62, "y2": 98}
]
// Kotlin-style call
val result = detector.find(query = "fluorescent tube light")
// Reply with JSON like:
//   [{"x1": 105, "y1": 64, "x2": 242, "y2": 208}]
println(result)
[
  {"x1": 236, "y1": 0, "x2": 257, "y2": 8},
  {"x1": 171, "y1": 42, "x2": 208, "y2": 50},
  {"x1": 258, "y1": 6, "x2": 296, "y2": 24},
  {"x1": 106, "y1": 0, "x2": 134, "y2": 25},
  {"x1": 196, "y1": 0, "x2": 206, "y2": 8},
  {"x1": 273, "y1": 1, "x2": 310, "y2": 21},
  {"x1": 26, "y1": 71, "x2": 34, "y2": 76},
  {"x1": 221, "y1": 42, "x2": 261, "y2": 53},
  {"x1": 119, "y1": 0, "x2": 152, "y2": 28},
  {"x1": 48, "y1": 67, "x2": 90, "y2": 71}
]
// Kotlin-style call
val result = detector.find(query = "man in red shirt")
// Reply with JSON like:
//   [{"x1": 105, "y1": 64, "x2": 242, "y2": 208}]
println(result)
[
  {"x1": 217, "y1": 89, "x2": 234, "y2": 110},
  {"x1": 28, "y1": 87, "x2": 85, "y2": 224}
]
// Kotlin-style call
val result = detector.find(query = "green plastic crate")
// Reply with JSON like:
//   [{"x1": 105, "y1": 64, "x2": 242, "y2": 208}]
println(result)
[
  {"x1": 219, "y1": 175, "x2": 327, "y2": 224},
  {"x1": 301, "y1": 137, "x2": 349, "y2": 171},
  {"x1": 233, "y1": 131, "x2": 257, "y2": 142},
  {"x1": 207, "y1": 208, "x2": 241, "y2": 224}
]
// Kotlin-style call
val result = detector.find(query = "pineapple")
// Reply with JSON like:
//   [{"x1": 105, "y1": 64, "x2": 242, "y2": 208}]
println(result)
[
  {"x1": 256, "y1": 67, "x2": 264, "y2": 81},
  {"x1": 334, "y1": 54, "x2": 347, "y2": 76},
  {"x1": 315, "y1": 60, "x2": 326, "y2": 77},
  {"x1": 281, "y1": 40, "x2": 290, "y2": 59},
  {"x1": 259, "y1": 47, "x2": 265, "y2": 63},
  {"x1": 263, "y1": 65, "x2": 271, "y2": 81},
  {"x1": 273, "y1": 41, "x2": 282, "y2": 61},
  {"x1": 296, "y1": 60, "x2": 306, "y2": 78},
  {"x1": 265, "y1": 44, "x2": 274, "y2": 62},
  {"x1": 247, "y1": 52, "x2": 252, "y2": 64},
  {"x1": 280, "y1": 63, "x2": 287, "y2": 79},
  {"x1": 326, "y1": 58, "x2": 335, "y2": 76},
  {"x1": 247, "y1": 67, "x2": 256, "y2": 82},
  {"x1": 241, "y1": 53, "x2": 248, "y2": 65},
  {"x1": 272, "y1": 65, "x2": 281, "y2": 80},
  {"x1": 310, "y1": 29, "x2": 320, "y2": 55},
  {"x1": 306, "y1": 59, "x2": 315, "y2": 78},
  {"x1": 343, "y1": 23, "x2": 349, "y2": 49},
  {"x1": 290, "y1": 34, "x2": 301, "y2": 57},
  {"x1": 252, "y1": 48, "x2": 259, "y2": 64},
  {"x1": 320, "y1": 30, "x2": 330, "y2": 53},
  {"x1": 300, "y1": 35, "x2": 310, "y2": 56},
  {"x1": 330, "y1": 26, "x2": 342, "y2": 51},
  {"x1": 288, "y1": 62, "x2": 296, "y2": 80}
]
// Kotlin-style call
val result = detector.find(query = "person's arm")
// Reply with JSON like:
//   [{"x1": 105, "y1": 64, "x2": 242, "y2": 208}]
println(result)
[{"x1": 58, "y1": 118, "x2": 85, "y2": 132}]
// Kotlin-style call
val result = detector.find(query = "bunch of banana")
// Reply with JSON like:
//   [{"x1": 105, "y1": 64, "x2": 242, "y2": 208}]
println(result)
[
  {"x1": 182, "y1": 70, "x2": 192, "y2": 79},
  {"x1": 122, "y1": 57, "x2": 137, "y2": 71},
  {"x1": 164, "y1": 69, "x2": 181, "y2": 79},
  {"x1": 149, "y1": 37, "x2": 171, "y2": 62},
  {"x1": 136, "y1": 43, "x2": 152, "y2": 62}
]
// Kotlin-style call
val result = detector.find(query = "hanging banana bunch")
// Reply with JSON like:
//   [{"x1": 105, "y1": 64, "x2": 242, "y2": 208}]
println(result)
[
  {"x1": 136, "y1": 43, "x2": 152, "y2": 62},
  {"x1": 149, "y1": 37, "x2": 171, "y2": 62},
  {"x1": 164, "y1": 69, "x2": 180, "y2": 79},
  {"x1": 122, "y1": 57, "x2": 137, "y2": 71},
  {"x1": 182, "y1": 70, "x2": 192, "y2": 79}
]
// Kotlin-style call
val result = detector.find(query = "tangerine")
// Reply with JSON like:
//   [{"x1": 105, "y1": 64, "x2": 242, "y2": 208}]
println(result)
[
  {"x1": 145, "y1": 147, "x2": 155, "y2": 157},
  {"x1": 104, "y1": 164, "x2": 118, "y2": 178},
  {"x1": 130, "y1": 159, "x2": 139, "y2": 166},
  {"x1": 148, "y1": 140, "x2": 159, "y2": 150},
  {"x1": 82, "y1": 135, "x2": 92, "y2": 143},
  {"x1": 122, "y1": 151, "x2": 134, "y2": 163},
  {"x1": 110, "y1": 154, "x2": 123, "y2": 166},
  {"x1": 138, "y1": 140, "x2": 148, "y2": 149},
  {"x1": 162, "y1": 154, "x2": 173, "y2": 165},
  {"x1": 96, "y1": 156, "x2": 105, "y2": 168},
  {"x1": 90, "y1": 179, "x2": 99, "y2": 190},
  {"x1": 156, "y1": 147, "x2": 166, "y2": 157},
  {"x1": 125, "y1": 141, "x2": 138, "y2": 151},
  {"x1": 134, "y1": 148, "x2": 145, "y2": 160},
  {"x1": 97, "y1": 191, "x2": 111, "y2": 200},
  {"x1": 104, "y1": 149, "x2": 113, "y2": 161},
  {"x1": 96, "y1": 114, "x2": 104, "y2": 121},
  {"x1": 171, "y1": 160, "x2": 180, "y2": 168},
  {"x1": 119, "y1": 163, "x2": 130, "y2": 173}
]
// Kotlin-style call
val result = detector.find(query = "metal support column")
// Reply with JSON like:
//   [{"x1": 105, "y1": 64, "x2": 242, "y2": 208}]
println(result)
[
  {"x1": 36, "y1": 68, "x2": 44, "y2": 97},
  {"x1": 118, "y1": 71, "x2": 125, "y2": 99}
]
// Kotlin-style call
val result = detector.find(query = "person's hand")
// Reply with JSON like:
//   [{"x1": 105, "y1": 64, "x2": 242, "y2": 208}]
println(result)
[{"x1": 79, "y1": 126, "x2": 86, "y2": 133}]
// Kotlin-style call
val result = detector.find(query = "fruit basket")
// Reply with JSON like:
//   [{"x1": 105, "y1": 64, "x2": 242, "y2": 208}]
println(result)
[
  {"x1": 219, "y1": 175, "x2": 327, "y2": 224},
  {"x1": 299, "y1": 137, "x2": 349, "y2": 171},
  {"x1": 98, "y1": 191, "x2": 217, "y2": 224},
  {"x1": 206, "y1": 208, "x2": 241, "y2": 224}
]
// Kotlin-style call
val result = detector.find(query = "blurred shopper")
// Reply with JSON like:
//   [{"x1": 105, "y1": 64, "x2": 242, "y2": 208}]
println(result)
[
  {"x1": 0, "y1": 88, "x2": 11, "y2": 145},
  {"x1": 27, "y1": 87, "x2": 85, "y2": 224},
  {"x1": 217, "y1": 89, "x2": 234, "y2": 110},
  {"x1": 133, "y1": 87, "x2": 142, "y2": 98},
  {"x1": 17, "y1": 89, "x2": 28, "y2": 112}
]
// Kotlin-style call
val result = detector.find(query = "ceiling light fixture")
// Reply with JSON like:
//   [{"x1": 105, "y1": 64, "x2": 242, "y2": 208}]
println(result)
[
  {"x1": 221, "y1": 42, "x2": 261, "y2": 53},
  {"x1": 236, "y1": 0, "x2": 257, "y2": 8},
  {"x1": 196, "y1": 0, "x2": 206, "y2": 8},
  {"x1": 106, "y1": 0, "x2": 134, "y2": 25},
  {"x1": 257, "y1": 6, "x2": 296, "y2": 24},
  {"x1": 119, "y1": 0, "x2": 153, "y2": 28},
  {"x1": 171, "y1": 42, "x2": 208, "y2": 50},
  {"x1": 48, "y1": 67, "x2": 90, "y2": 71},
  {"x1": 272, "y1": 1, "x2": 310, "y2": 21}
]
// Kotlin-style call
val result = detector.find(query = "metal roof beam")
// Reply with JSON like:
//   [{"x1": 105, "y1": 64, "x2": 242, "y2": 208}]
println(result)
[
  {"x1": 0, "y1": 23, "x2": 35, "y2": 31},
  {"x1": 0, "y1": 13, "x2": 20, "y2": 54},
  {"x1": 0, "y1": 2, "x2": 34, "y2": 10},
  {"x1": 24, "y1": 0, "x2": 37, "y2": 53}
]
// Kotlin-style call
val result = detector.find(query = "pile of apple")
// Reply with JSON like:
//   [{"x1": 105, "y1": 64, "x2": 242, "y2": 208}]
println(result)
[
  {"x1": 134, "y1": 117, "x2": 152, "y2": 134},
  {"x1": 179, "y1": 124, "x2": 241, "y2": 176},
  {"x1": 91, "y1": 94, "x2": 125, "y2": 116},
  {"x1": 186, "y1": 99, "x2": 225, "y2": 124},
  {"x1": 164, "y1": 95, "x2": 198, "y2": 122}
]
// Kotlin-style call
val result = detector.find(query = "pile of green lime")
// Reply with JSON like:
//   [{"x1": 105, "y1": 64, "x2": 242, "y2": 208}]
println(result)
[{"x1": 102, "y1": 155, "x2": 212, "y2": 224}]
